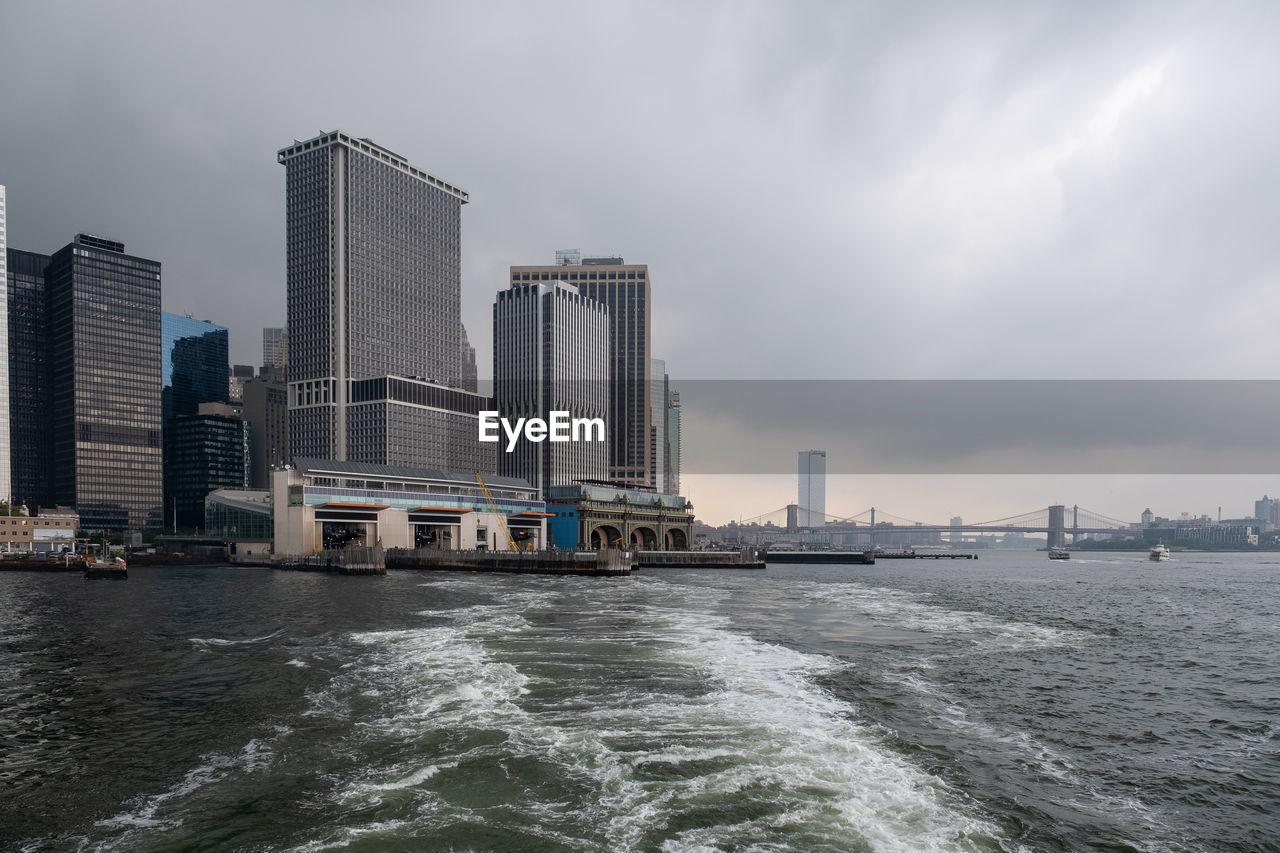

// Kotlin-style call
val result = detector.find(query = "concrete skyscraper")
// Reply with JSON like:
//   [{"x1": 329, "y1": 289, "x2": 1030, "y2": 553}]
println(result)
[
  {"x1": 798, "y1": 449, "x2": 826, "y2": 528},
  {"x1": 509, "y1": 253, "x2": 651, "y2": 485},
  {"x1": 494, "y1": 279, "x2": 609, "y2": 495},
  {"x1": 279, "y1": 130, "x2": 489, "y2": 470},
  {"x1": 47, "y1": 234, "x2": 162, "y2": 531},
  {"x1": 262, "y1": 326, "x2": 287, "y2": 374}
]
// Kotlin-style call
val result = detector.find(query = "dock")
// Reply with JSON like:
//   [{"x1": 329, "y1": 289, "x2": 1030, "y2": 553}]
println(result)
[
  {"x1": 766, "y1": 550, "x2": 876, "y2": 565},
  {"x1": 635, "y1": 548, "x2": 766, "y2": 569},
  {"x1": 876, "y1": 551, "x2": 978, "y2": 560},
  {"x1": 385, "y1": 547, "x2": 632, "y2": 576}
]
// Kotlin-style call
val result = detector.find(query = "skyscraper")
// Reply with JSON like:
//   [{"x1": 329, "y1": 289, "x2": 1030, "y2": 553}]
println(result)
[
  {"x1": 509, "y1": 254, "x2": 652, "y2": 485},
  {"x1": 278, "y1": 130, "x2": 486, "y2": 468},
  {"x1": 0, "y1": 185, "x2": 8, "y2": 504},
  {"x1": 649, "y1": 358, "x2": 667, "y2": 492},
  {"x1": 493, "y1": 279, "x2": 609, "y2": 494},
  {"x1": 6, "y1": 247, "x2": 53, "y2": 509},
  {"x1": 162, "y1": 314, "x2": 229, "y2": 422},
  {"x1": 262, "y1": 326, "x2": 287, "y2": 373},
  {"x1": 161, "y1": 313, "x2": 230, "y2": 526},
  {"x1": 47, "y1": 234, "x2": 162, "y2": 531},
  {"x1": 665, "y1": 389, "x2": 681, "y2": 496},
  {"x1": 242, "y1": 374, "x2": 288, "y2": 489},
  {"x1": 166, "y1": 402, "x2": 250, "y2": 530},
  {"x1": 798, "y1": 450, "x2": 826, "y2": 528}
]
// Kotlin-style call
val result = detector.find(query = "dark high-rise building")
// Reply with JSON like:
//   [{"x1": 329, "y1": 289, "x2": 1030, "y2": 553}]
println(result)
[
  {"x1": 161, "y1": 313, "x2": 229, "y2": 525},
  {"x1": 6, "y1": 247, "x2": 53, "y2": 509},
  {"x1": 494, "y1": 280, "x2": 610, "y2": 495},
  {"x1": 162, "y1": 314, "x2": 228, "y2": 422},
  {"x1": 165, "y1": 403, "x2": 250, "y2": 529},
  {"x1": 278, "y1": 130, "x2": 481, "y2": 466},
  {"x1": 509, "y1": 254, "x2": 652, "y2": 485},
  {"x1": 46, "y1": 234, "x2": 162, "y2": 531}
]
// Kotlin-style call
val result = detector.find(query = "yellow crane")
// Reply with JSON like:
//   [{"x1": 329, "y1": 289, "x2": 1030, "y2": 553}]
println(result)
[{"x1": 474, "y1": 469, "x2": 520, "y2": 551}]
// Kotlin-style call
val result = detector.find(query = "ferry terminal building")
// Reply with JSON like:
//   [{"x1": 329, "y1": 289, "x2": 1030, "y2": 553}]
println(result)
[{"x1": 271, "y1": 459, "x2": 549, "y2": 556}]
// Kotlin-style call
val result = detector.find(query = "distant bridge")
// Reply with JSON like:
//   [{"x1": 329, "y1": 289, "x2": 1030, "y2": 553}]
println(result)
[{"x1": 734, "y1": 505, "x2": 1135, "y2": 548}]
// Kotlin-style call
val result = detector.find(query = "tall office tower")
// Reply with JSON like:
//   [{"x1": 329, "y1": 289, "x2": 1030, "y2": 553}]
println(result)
[
  {"x1": 242, "y1": 375, "x2": 288, "y2": 488},
  {"x1": 161, "y1": 313, "x2": 230, "y2": 526},
  {"x1": 6, "y1": 247, "x2": 53, "y2": 509},
  {"x1": 262, "y1": 326, "x2": 287, "y2": 373},
  {"x1": 0, "y1": 185, "x2": 8, "y2": 504},
  {"x1": 47, "y1": 235, "x2": 162, "y2": 531},
  {"x1": 665, "y1": 389, "x2": 681, "y2": 496},
  {"x1": 162, "y1": 314, "x2": 229, "y2": 422},
  {"x1": 279, "y1": 130, "x2": 479, "y2": 465},
  {"x1": 493, "y1": 280, "x2": 609, "y2": 495},
  {"x1": 166, "y1": 402, "x2": 250, "y2": 529},
  {"x1": 509, "y1": 253, "x2": 651, "y2": 485},
  {"x1": 649, "y1": 358, "x2": 667, "y2": 492},
  {"x1": 798, "y1": 449, "x2": 826, "y2": 528}
]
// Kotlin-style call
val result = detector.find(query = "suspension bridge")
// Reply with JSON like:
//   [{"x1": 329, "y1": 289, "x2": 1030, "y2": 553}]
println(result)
[{"x1": 733, "y1": 504, "x2": 1136, "y2": 548}]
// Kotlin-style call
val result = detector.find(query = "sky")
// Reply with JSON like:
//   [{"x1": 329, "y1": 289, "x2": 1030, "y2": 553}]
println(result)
[{"x1": 3, "y1": 1, "x2": 1279, "y2": 525}]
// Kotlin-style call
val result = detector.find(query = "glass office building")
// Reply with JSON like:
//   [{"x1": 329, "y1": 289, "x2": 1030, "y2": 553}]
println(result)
[
  {"x1": 5, "y1": 248, "x2": 53, "y2": 509},
  {"x1": 47, "y1": 234, "x2": 162, "y2": 531},
  {"x1": 162, "y1": 313, "x2": 228, "y2": 421},
  {"x1": 161, "y1": 313, "x2": 230, "y2": 527},
  {"x1": 167, "y1": 410, "x2": 250, "y2": 529}
]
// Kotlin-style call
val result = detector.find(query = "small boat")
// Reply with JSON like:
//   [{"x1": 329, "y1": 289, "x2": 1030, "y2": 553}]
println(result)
[
  {"x1": 84, "y1": 556, "x2": 128, "y2": 579},
  {"x1": 1048, "y1": 546, "x2": 1070, "y2": 560},
  {"x1": 1148, "y1": 543, "x2": 1170, "y2": 562}
]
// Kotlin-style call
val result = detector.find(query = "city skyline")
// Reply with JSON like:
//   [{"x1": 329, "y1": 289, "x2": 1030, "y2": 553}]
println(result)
[{"x1": 4, "y1": 3, "x2": 1280, "y2": 524}]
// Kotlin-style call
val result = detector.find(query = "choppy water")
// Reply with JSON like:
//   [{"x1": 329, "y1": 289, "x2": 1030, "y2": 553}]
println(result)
[{"x1": 1, "y1": 552, "x2": 1277, "y2": 851}]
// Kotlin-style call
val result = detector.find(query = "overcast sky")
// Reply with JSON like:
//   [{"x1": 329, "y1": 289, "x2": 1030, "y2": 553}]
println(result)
[{"x1": 4, "y1": 1, "x2": 1279, "y2": 524}]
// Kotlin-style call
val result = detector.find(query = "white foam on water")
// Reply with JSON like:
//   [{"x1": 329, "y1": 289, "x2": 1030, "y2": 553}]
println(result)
[
  {"x1": 301, "y1": 584, "x2": 1015, "y2": 851},
  {"x1": 188, "y1": 627, "x2": 286, "y2": 649},
  {"x1": 286, "y1": 658, "x2": 309, "y2": 668},
  {"x1": 284, "y1": 819, "x2": 413, "y2": 852},
  {"x1": 798, "y1": 582, "x2": 1090, "y2": 650},
  {"x1": 89, "y1": 734, "x2": 279, "y2": 846}
]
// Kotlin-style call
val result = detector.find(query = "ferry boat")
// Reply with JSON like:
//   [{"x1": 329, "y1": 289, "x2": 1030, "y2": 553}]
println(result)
[
  {"x1": 84, "y1": 556, "x2": 128, "y2": 579},
  {"x1": 1048, "y1": 546, "x2": 1070, "y2": 560},
  {"x1": 1148, "y1": 543, "x2": 1170, "y2": 562}
]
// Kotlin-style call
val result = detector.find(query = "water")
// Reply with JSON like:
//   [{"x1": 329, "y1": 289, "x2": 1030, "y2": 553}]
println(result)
[{"x1": 1, "y1": 553, "x2": 1277, "y2": 851}]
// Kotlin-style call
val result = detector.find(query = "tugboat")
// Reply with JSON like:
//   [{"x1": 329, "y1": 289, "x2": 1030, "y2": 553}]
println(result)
[
  {"x1": 1148, "y1": 543, "x2": 1170, "y2": 562},
  {"x1": 84, "y1": 556, "x2": 128, "y2": 579},
  {"x1": 1048, "y1": 546, "x2": 1071, "y2": 560}
]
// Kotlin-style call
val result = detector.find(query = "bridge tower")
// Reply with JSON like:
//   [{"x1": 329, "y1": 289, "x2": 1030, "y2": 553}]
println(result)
[{"x1": 1048, "y1": 504, "x2": 1066, "y2": 548}]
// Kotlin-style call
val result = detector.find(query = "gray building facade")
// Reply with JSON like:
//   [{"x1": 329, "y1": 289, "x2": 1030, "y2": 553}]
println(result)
[
  {"x1": 278, "y1": 130, "x2": 475, "y2": 465},
  {"x1": 494, "y1": 280, "x2": 610, "y2": 495},
  {"x1": 509, "y1": 255, "x2": 652, "y2": 486},
  {"x1": 242, "y1": 375, "x2": 289, "y2": 489}
]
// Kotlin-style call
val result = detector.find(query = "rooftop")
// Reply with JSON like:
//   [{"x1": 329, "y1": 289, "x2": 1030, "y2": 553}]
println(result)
[{"x1": 277, "y1": 130, "x2": 469, "y2": 203}]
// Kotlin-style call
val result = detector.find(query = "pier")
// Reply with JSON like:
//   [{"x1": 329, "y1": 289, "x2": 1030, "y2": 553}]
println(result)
[
  {"x1": 385, "y1": 547, "x2": 632, "y2": 576},
  {"x1": 635, "y1": 548, "x2": 766, "y2": 569},
  {"x1": 766, "y1": 551, "x2": 876, "y2": 565}
]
